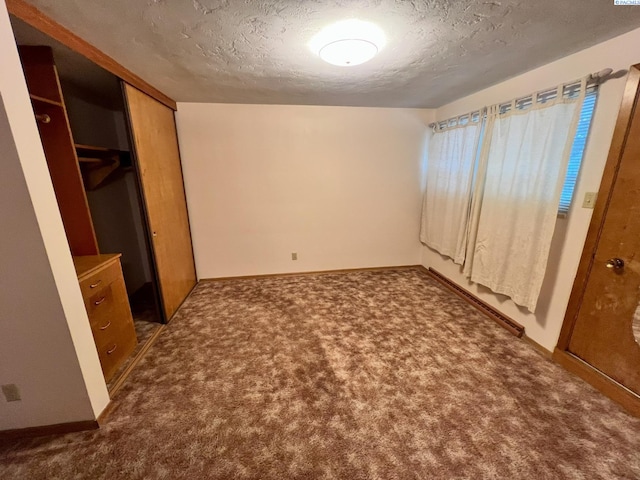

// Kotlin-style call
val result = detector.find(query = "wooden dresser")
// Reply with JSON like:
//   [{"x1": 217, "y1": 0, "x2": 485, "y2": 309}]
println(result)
[{"x1": 73, "y1": 254, "x2": 137, "y2": 382}]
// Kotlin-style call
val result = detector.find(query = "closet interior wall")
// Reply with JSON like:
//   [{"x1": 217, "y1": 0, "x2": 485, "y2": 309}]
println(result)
[{"x1": 62, "y1": 80, "x2": 154, "y2": 298}]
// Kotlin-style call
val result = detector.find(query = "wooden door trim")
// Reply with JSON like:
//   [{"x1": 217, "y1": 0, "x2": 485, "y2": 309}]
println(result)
[
  {"x1": 6, "y1": 0, "x2": 177, "y2": 111},
  {"x1": 553, "y1": 349, "x2": 640, "y2": 416},
  {"x1": 556, "y1": 64, "x2": 640, "y2": 350}
]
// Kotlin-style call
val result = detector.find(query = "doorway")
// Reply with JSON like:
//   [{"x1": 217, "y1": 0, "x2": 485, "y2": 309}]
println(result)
[{"x1": 555, "y1": 64, "x2": 640, "y2": 416}]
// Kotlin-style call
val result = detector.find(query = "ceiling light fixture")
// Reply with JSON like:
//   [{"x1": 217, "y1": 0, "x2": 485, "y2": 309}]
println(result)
[{"x1": 309, "y1": 19, "x2": 386, "y2": 67}]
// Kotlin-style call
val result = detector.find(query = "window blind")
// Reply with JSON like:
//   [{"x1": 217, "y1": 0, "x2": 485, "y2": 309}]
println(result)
[
  {"x1": 433, "y1": 110, "x2": 482, "y2": 131},
  {"x1": 558, "y1": 89, "x2": 599, "y2": 215}
]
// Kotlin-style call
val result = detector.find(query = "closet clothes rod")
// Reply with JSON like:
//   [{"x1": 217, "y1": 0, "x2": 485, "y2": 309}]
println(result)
[
  {"x1": 35, "y1": 113, "x2": 51, "y2": 124},
  {"x1": 429, "y1": 67, "x2": 615, "y2": 129}
]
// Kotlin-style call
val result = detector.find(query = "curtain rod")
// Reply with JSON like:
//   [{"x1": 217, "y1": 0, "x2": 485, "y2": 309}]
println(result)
[{"x1": 429, "y1": 68, "x2": 613, "y2": 129}]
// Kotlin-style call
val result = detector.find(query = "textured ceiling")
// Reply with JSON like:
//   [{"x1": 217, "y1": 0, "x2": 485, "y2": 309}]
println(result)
[{"x1": 18, "y1": 0, "x2": 640, "y2": 108}]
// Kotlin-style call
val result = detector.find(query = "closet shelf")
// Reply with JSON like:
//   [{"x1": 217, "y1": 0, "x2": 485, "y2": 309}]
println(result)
[
  {"x1": 29, "y1": 94, "x2": 63, "y2": 107},
  {"x1": 76, "y1": 144, "x2": 121, "y2": 162}
]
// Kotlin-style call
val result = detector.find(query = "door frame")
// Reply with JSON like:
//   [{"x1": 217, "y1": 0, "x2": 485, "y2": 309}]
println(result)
[{"x1": 554, "y1": 64, "x2": 640, "y2": 416}]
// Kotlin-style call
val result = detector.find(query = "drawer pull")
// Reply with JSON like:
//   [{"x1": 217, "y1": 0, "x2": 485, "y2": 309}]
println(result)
[
  {"x1": 94, "y1": 297, "x2": 106, "y2": 306},
  {"x1": 107, "y1": 344, "x2": 117, "y2": 355},
  {"x1": 90, "y1": 280, "x2": 102, "y2": 289},
  {"x1": 99, "y1": 321, "x2": 111, "y2": 331}
]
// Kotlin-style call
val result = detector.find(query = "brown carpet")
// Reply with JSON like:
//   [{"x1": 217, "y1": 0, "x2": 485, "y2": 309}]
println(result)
[{"x1": 1, "y1": 268, "x2": 639, "y2": 479}]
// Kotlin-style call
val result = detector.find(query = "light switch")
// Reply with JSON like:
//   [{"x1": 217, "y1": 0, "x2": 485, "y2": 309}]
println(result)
[{"x1": 582, "y1": 192, "x2": 598, "y2": 209}]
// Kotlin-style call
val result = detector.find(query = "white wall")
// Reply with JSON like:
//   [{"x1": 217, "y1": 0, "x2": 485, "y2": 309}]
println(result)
[
  {"x1": 422, "y1": 27, "x2": 640, "y2": 352},
  {"x1": 177, "y1": 104, "x2": 433, "y2": 278},
  {"x1": 0, "y1": 0, "x2": 108, "y2": 430}
]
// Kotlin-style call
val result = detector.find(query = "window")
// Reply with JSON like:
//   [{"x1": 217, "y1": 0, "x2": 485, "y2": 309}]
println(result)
[
  {"x1": 423, "y1": 83, "x2": 599, "y2": 312},
  {"x1": 558, "y1": 89, "x2": 599, "y2": 215}
]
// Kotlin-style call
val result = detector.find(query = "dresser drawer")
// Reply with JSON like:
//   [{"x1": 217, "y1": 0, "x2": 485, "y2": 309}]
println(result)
[
  {"x1": 79, "y1": 259, "x2": 121, "y2": 299},
  {"x1": 95, "y1": 327, "x2": 137, "y2": 382},
  {"x1": 87, "y1": 279, "x2": 135, "y2": 345},
  {"x1": 87, "y1": 276, "x2": 137, "y2": 382},
  {"x1": 84, "y1": 283, "x2": 116, "y2": 324},
  {"x1": 74, "y1": 254, "x2": 138, "y2": 383}
]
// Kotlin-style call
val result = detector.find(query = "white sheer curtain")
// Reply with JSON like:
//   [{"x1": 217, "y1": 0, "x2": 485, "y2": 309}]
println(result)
[
  {"x1": 420, "y1": 121, "x2": 480, "y2": 264},
  {"x1": 464, "y1": 84, "x2": 585, "y2": 312}
]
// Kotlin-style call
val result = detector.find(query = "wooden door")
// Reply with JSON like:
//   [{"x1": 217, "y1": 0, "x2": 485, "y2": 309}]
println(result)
[
  {"x1": 123, "y1": 84, "x2": 196, "y2": 320},
  {"x1": 562, "y1": 66, "x2": 640, "y2": 397}
]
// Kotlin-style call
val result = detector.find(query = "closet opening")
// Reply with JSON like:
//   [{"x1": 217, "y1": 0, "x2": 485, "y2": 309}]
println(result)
[
  {"x1": 66, "y1": 83, "x2": 164, "y2": 371},
  {"x1": 10, "y1": 15, "x2": 164, "y2": 392}
]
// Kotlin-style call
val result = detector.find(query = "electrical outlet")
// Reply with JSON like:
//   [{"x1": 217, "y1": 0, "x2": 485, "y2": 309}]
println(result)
[
  {"x1": 291, "y1": 252, "x2": 298, "y2": 261},
  {"x1": 582, "y1": 192, "x2": 598, "y2": 209},
  {"x1": 2, "y1": 384, "x2": 21, "y2": 402}
]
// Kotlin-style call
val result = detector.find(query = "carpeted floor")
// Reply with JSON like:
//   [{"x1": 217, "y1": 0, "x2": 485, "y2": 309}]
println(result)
[{"x1": 1, "y1": 268, "x2": 640, "y2": 479}]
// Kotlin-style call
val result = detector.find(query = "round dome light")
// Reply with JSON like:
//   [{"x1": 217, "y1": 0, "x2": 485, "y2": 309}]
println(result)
[
  {"x1": 309, "y1": 20, "x2": 386, "y2": 67},
  {"x1": 319, "y1": 39, "x2": 378, "y2": 66}
]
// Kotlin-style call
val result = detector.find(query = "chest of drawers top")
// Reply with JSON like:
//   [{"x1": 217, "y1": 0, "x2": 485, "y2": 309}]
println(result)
[{"x1": 73, "y1": 253, "x2": 122, "y2": 281}]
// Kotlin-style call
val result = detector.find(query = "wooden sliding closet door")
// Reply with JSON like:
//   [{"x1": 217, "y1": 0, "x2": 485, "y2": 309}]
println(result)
[{"x1": 123, "y1": 83, "x2": 196, "y2": 320}]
